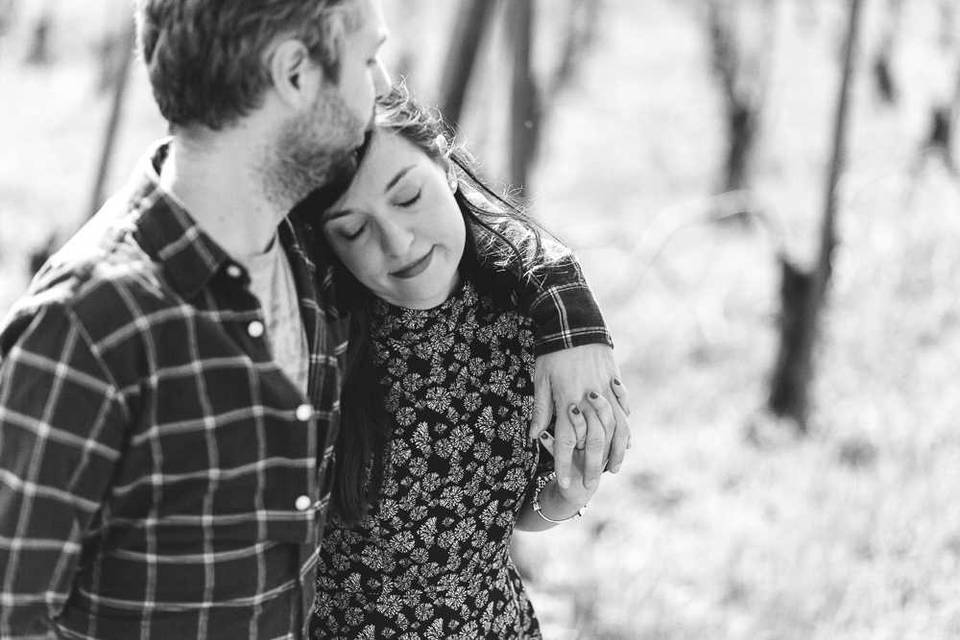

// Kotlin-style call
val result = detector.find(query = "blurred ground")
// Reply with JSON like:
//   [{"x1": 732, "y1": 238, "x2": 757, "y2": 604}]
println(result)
[{"x1": 2, "y1": 1, "x2": 960, "y2": 638}]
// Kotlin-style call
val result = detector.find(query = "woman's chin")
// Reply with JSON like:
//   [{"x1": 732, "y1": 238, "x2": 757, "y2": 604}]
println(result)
[{"x1": 386, "y1": 271, "x2": 461, "y2": 310}]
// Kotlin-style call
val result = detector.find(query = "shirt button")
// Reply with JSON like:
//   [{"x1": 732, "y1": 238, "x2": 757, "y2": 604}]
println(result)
[
  {"x1": 226, "y1": 264, "x2": 243, "y2": 279},
  {"x1": 295, "y1": 495, "x2": 312, "y2": 512},
  {"x1": 296, "y1": 404, "x2": 313, "y2": 422},
  {"x1": 247, "y1": 320, "x2": 265, "y2": 338}
]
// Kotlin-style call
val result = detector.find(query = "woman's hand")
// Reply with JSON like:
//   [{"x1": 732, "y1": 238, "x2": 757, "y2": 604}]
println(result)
[
  {"x1": 529, "y1": 345, "x2": 632, "y2": 492},
  {"x1": 537, "y1": 393, "x2": 614, "y2": 511}
]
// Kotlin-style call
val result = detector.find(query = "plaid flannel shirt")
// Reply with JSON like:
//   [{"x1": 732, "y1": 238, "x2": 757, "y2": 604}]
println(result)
[{"x1": 0, "y1": 141, "x2": 612, "y2": 639}]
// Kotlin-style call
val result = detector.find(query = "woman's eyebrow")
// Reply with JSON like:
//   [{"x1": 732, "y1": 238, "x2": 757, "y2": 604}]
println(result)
[
  {"x1": 322, "y1": 207, "x2": 353, "y2": 223},
  {"x1": 324, "y1": 165, "x2": 418, "y2": 221},
  {"x1": 385, "y1": 165, "x2": 415, "y2": 192}
]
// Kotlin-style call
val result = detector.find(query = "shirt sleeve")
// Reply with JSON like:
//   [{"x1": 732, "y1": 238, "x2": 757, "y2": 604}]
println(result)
[
  {"x1": 473, "y1": 217, "x2": 614, "y2": 356},
  {"x1": 0, "y1": 303, "x2": 127, "y2": 638}
]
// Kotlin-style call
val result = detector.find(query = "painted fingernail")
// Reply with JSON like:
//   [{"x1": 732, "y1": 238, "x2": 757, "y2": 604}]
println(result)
[
  {"x1": 539, "y1": 432, "x2": 550, "y2": 440},
  {"x1": 571, "y1": 406, "x2": 581, "y2": 415},
  {"x1": 613, "y1": 378, "x2": 622, "y2": 386},
  {"x1": 589, "y1": 391, "x2": 599, "y2": 399}
]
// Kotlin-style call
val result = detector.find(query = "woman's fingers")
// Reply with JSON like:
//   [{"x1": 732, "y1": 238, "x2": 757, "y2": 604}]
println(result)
[
  {"x1": 581, "y1": 398, "x2": 607, "y2": 491},
  {"x1": 603, "y1": 378, "x2": 632, "y2": 472},
  {"x1": 538, "y1": 430, "x2": 555, "y2": 456},
  {"x1": 551, "y1": 404, "x2": 584, "y2": 489}
]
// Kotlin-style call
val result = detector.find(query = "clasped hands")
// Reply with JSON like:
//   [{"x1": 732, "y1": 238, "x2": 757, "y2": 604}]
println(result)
[{"x1": 530, "y1": 344, "x2": 631, "y2": 507}]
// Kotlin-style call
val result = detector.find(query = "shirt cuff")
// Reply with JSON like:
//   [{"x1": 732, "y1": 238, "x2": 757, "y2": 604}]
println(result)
[{"x1": 529, "y1": 280, "x2": 614, "y2": 357}]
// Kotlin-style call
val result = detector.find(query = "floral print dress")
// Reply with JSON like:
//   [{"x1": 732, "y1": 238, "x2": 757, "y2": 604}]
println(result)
[{"x1": 311, "y1": 279, "x2": 548, "y2": 639}]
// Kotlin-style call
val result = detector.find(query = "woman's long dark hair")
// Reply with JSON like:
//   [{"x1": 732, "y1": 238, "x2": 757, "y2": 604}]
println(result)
[{"x1": 320, "y1": 86, "x2": 561, "y2": 524}]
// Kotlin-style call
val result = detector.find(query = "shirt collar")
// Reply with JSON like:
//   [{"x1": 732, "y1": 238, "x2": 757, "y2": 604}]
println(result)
[{"x1": 127, "y1": 139, "x2": 233, "y2": 300}]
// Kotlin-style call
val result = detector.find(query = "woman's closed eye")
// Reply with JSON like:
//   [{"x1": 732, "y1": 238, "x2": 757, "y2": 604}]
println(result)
[
  {"x1": 393, "y1": 188, "x2": 422, "y2": 208},
  {"x1": 340, "y1": 222, "x2": 366, "y2": 241}
]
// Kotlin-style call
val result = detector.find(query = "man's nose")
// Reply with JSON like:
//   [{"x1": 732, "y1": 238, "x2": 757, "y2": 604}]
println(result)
[{"x1": 373, "y1": 59, "x2": 392, "y2": 98}]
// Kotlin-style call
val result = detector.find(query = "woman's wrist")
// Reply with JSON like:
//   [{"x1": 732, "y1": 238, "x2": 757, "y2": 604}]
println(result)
[{"x1": 534, "y1": 474, "x2": 588, "y2": 522}]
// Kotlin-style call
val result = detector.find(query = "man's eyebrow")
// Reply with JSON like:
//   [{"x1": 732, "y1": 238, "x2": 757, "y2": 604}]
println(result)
[{"x1": 385, "y1": 166, "x2": 415, "y2": 192}]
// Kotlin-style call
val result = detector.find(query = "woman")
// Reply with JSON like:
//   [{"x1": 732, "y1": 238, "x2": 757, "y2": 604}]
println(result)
[{"x1": 310, "y1": 87, "x2": 620, "y2": 639}]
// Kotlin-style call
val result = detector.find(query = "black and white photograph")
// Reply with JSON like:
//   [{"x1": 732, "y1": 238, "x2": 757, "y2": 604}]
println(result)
[{"x1": 0, "y1": 1, "x2": 957, "y2": 638}]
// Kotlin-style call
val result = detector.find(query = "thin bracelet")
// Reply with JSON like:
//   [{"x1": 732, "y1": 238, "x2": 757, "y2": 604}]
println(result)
[{"x1": 532, "y1": 471, "x2": 585, "y2": 523}]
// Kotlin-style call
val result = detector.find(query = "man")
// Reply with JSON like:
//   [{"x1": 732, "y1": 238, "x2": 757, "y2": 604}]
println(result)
[{"x1": 0, "y1": 0, "x2": 629, "y2": 637}]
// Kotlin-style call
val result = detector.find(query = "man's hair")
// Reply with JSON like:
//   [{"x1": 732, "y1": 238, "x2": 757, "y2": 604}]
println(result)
[{"x1": 135, "y1": 0, "x2": 357, "y2": 131}]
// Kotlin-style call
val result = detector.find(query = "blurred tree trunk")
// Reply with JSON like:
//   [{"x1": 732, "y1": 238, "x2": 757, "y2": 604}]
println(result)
[
  {"x1": 30, "y1": 20, "x2": 136, "y2": 275},
  {"x1": 89, "y1": 20, "x2": 136, "y2": 216},
  {"x1": 0, "y1": 0, "x2": 17, "y2": 42},
  {"x1": 706, "y1": 0, "x2": 777, "y2": 223},
  {"x1": 939, "y1": 0, "x2": 956, "y2": 51},
  {"x1": 23, "y1": 3, "x2": 52, "y2": 65},
  {"x1": 437, "y1": 0, "x2": 601, "y2": 200},
  {"x1": 871, "y1": 0, "x2": 902, "y2": 105},
  {"x1": 916, "y1": 102, "x2": 957, "y2": 177},
  {"x1": 768, "y1": 0, "x2": 864, "y2": 431},
  {"x1": 96, "y1": 4, "x2": 134, "y2": 95},
  {"x1": 388, "y1": 0, "x2": 428, "y2": 90},
  {"x1": 907, "y1": 55, "x2": 960, "y2": 184},
  {"x1": 437, "y1": 0, "x2": 498, "y2": 129},
  {"x1": 507, "y1": 0, "x2": 540, "y2": 198},
  {"x1": 546, "y1": 0, "x2": 602, "y2": 102}
]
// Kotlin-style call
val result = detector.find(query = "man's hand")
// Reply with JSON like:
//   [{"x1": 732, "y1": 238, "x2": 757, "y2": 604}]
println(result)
[{"x1": 530, "y1": 344, "x2": 631, "y2": 491}]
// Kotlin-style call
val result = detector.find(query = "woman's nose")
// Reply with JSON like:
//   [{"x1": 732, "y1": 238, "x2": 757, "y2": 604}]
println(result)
[{"x1": 379, "y1": 219, "x2": 414, "y2": 258}]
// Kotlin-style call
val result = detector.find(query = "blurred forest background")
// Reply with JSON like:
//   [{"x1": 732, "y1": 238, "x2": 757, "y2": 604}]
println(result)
[{"x1": 2, "y1": 0, "x2": 960, "y2": 638}]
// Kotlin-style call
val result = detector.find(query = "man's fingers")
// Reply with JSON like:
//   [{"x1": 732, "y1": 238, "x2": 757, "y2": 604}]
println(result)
[
  {"x1": 586, "y1": 391, "x2": 616, "y2": 436},
  {"x1": 529, "y1": 372, "x2": 553, "y2": 440},
  {"x1": 605, "y1": 399, "x2": 630, "y2": 473},
  {"x1": 585, "y1": 390, "x2": 619, "y2": 472},
  {"x1": 553, "y1": 405, "x2": 582, "y2": 490},
  {"x1": 582, "y1": 402, "x2": 606, "y2": 491},
  {"x1": 610, "y1": 377, "x2": 631, "y2": 416}
]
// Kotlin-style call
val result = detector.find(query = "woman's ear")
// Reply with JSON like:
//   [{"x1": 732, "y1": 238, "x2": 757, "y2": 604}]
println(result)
[
  {"x1": 269, "y1": 39, "x2": 324, "y2": 109},
  {"x1": 444, "y1": 162, "x2": 459, "y2": 194}
]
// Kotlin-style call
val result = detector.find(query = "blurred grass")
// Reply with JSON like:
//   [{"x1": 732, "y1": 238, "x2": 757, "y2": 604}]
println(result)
[{"x1": 2, "y1": 0, "x2": 960, "y2": 638}]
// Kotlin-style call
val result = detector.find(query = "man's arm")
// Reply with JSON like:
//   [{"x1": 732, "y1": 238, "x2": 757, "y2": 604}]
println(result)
[
  {"x1": 474, "y1": 218, "x2": 631, "y2": 491},
  {"x1": 0, "y1": 303, "x2": 126, "y2": 638}
]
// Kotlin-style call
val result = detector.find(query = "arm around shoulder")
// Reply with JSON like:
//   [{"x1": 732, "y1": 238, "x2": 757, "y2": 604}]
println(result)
[{"x1": 474, "y1": 216, "x2": 612, "y2": 355}]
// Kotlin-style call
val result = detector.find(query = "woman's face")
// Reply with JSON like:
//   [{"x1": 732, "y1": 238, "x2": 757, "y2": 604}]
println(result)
[{"x1": 322, "y1": 128, "x2": 466, "y2": 309}]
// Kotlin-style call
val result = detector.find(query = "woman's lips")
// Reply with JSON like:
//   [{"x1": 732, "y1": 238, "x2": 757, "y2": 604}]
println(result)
[{"x1": 390, "y1": 246, "x2": 435, "y2": 279}]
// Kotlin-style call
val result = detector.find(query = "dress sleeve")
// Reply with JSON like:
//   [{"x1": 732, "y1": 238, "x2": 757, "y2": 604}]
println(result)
[
  {"x1": 0, "y1": 303, "x2": 127, "y2": 638},
  {"x1": 472, "y1": 217, "x2": 614, "y2": 356}
]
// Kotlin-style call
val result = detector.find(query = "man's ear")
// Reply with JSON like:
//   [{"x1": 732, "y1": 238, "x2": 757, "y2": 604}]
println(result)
[{"x1": 269, "y1": 39, "x2": 324, "y2": 108}]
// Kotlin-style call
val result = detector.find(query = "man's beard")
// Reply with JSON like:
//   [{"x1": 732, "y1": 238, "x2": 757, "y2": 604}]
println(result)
[{"x1": 263, "y1": 88, "x2": 367, "y2": 211}]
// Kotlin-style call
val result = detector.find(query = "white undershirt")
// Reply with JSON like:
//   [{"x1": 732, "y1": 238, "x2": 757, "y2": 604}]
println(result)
[{"x1": 239, "y1": 235, "x2": 310, "y2": 396}]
